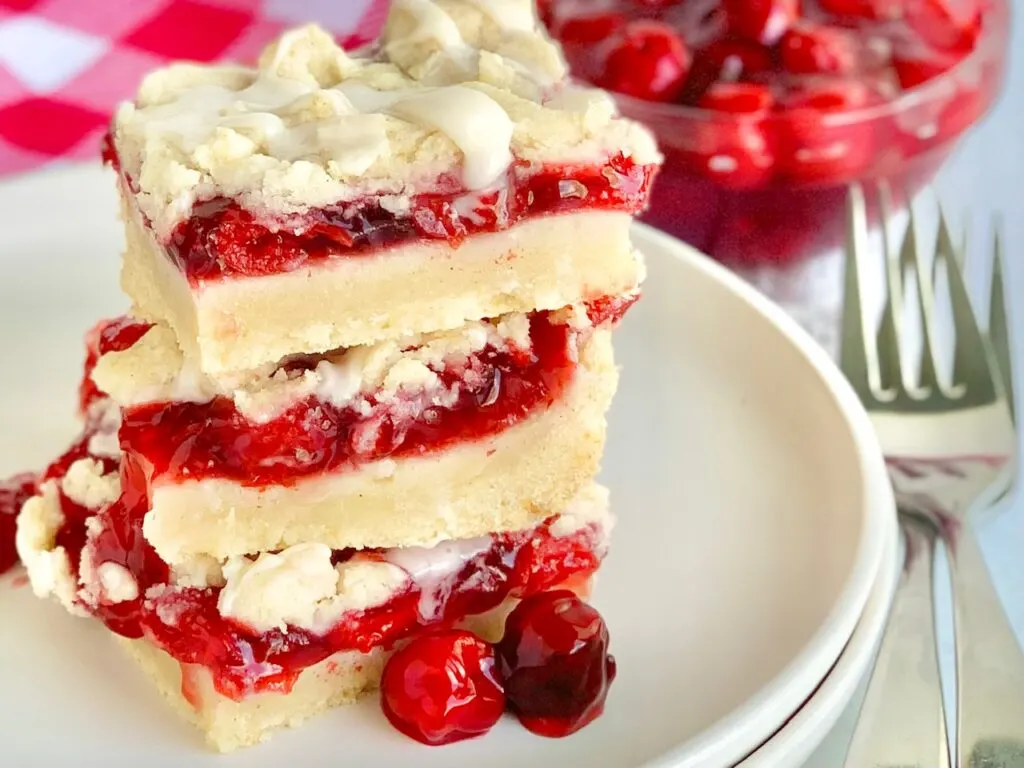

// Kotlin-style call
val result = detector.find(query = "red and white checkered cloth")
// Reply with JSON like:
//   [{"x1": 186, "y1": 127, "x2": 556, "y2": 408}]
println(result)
[{"x1": 0, "y1": 0, "x2": 389, "y2": 177}]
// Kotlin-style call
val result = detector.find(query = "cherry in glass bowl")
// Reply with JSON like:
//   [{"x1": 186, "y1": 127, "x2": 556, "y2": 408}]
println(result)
[{"x1": 542, "y1": 0, "x2": 1010, "y2": 267}]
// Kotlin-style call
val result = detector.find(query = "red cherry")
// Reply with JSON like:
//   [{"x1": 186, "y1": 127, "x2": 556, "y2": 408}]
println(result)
[
  {"x1": 780, "y1": 22, "x2": 886, "y2": 76},
  {"x1": 681, "y1": 37, "x2": 773, "y2": 104},
  {"x1": 497, "y1": 590, "x2": 616, "y2": 737},
  {"x1": 1, "y1": 472, "x2": 38, "y2": 575},
  {"x1": 701, "y1": 38, "x2": 775, "y2": 81},
  {"x1": 891, "y1": 39, "x2": 988, "y2": 148},
  {"x1": 777, "y1": 80, "x2": 878, "y2": 184},
  {"x1": 905, "y1": 0, "x2": 980, "y2": 52},
  {"x1": 597, "y1": 21, "x2": 690, "y2": 102},
  {"x1": 700, "y1": 81, "x2": 775, "y2": 113},
  {"x1": 723, "y1": 0, "x2": 800, "y2": 45},
  {"x1": 380, "y1": 630, "x2": 505, "y2": 746},
  {"x1": 555, "y1": 12, "x2": 627, "y2": 46},
  {"x1": 685, "y1": 83, "x2": 776, "y2": 189}
]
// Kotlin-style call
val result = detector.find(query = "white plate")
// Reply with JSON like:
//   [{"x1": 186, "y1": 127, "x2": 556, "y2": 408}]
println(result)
[
  {"x1": 740, "y1": 495, "x2": 901, "y2": 767},
  {"x1": 0, "y1": 166, "x2": 895, "y2": 767}
]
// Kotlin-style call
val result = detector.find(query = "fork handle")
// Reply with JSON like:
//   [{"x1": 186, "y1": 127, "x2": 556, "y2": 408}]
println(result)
[
  {"x1": 844, "y1": 519, "x2": 950, "y2": 768},
  {"x1": 950, "y1": 525, "x2": 1024, "y2": 768}
]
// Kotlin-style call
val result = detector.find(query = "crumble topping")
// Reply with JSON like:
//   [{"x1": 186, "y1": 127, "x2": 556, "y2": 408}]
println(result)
[
  {"x1": 218, "y1": 543, "x2": 409, "y2": 634},
  {"x1": 80, "y1": 548, "x2": 140, "y2": 608},
  {"x1": 14, "y1": 482, "x2": 88, "y2": 617},
  {"x1": 113, "y1": 2, "x2": 660, "y2": 237},
  {"x1": 98, "y1": 563, "x2": 139, "y2": 602},
  {"x1": 60, "y1": 459, "x2": 120, "y2": 510},
  {"x1": 171, "y1": 554, "x2": 227, "y2": 588},
  {"x1": 19, "y1": 461, "x2": 134, "y2": 611}
]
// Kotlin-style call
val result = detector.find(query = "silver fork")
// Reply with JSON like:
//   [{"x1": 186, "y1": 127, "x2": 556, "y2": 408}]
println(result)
[
  {"x1": 944, "y1": 224, "x2": 1023, "y2": 768},
  {"x1": 839, "y1": 184, "x2": 1022, "y2": 768}
]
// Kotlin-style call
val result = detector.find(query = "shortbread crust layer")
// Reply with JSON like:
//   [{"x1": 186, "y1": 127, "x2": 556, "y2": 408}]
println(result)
[{"x1": 122, "y1": 202, "x2": 640, "y2": 376}]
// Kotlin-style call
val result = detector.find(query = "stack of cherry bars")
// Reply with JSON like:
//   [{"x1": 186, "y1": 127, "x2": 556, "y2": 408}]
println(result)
[{"x1": 6, "y1": 0, "x2": 661, "y2": 753}]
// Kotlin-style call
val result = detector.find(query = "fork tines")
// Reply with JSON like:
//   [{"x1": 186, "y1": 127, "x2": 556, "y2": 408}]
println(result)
[{"x1": 841, "y1": 183, "x2": 1003, "y2": 411}]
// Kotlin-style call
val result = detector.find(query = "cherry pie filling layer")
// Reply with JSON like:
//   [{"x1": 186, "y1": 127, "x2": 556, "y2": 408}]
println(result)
[
  {"x1": 27, "y1": 415, "x2": 607, "y2": 701},
  {"x1": 106, "y1": 138, "x2": 658, "y2": 282},
  {"x1": 92, "y1": 295, "x2": 635, "y2": 490}
]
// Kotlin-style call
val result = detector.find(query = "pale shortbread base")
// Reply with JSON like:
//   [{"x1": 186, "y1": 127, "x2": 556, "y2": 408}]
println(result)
[
  {"x1": 144, "y1": 330, "x2": 616, "y2": 566},
  {"x1": 121, "y1": 199, "x2": 641, "y2": 377},
  {"x1": 113, "y1": 598, "x2": 514, "y2": 753}
]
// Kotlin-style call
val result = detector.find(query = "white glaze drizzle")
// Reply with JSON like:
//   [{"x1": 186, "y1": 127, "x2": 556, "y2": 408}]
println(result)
[
  {"x1": 385, "y1": 536, "x2": 493, "y2": 621},
  {"x1": 385, "y1": 86, "x2": 513, "y2": 189}
]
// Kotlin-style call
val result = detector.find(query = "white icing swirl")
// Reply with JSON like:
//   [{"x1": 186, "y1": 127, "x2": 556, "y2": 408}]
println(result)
[{"x1": 385, "y1": 85, "x2": 513, "y2": 189}]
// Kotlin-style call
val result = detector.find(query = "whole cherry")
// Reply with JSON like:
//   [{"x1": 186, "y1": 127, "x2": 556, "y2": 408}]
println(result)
[
  {"x1": 777, "y1": 80, "x2": 879, "y2": 183},
  {"x1": 596, "y1": 21, "x2": 690, "y2": 103},
  {"x1": 380, "y1": 630, "x2": 506, "y2": 746},
  {"x1": 497, "y1": 589, "x2": 616, "y2": 737},
  {"x1": 688, "y1": 83, "x2": 776, "y2": 189},
  {"x1": 681, "y1": 37, "x2": 773, "y2": 104},
  {"x1": 780, "y1": 22, "x2": 877, "y2": 76}
]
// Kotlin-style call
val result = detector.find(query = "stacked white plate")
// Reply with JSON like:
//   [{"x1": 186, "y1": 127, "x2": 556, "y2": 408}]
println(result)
[{"x1": 0, "y1": 167, "x2": 899, "y2": 766}]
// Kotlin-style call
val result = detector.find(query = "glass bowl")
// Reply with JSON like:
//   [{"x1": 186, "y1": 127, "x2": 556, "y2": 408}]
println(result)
[{"x1": 548, "y1": 0, "x2": 1010, "y2": 266}]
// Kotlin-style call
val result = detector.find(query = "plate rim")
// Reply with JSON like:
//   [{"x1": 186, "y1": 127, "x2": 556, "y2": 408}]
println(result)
[
  {"x1": 630, "y1": 223, "x2": 895, "y2": 767},
  {"x1": 738, "y1": 504, "x2": 901, "y2": 766}
]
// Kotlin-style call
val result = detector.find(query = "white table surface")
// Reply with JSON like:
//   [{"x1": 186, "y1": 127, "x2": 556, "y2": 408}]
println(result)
[{"x1": 799, "y1": 8, "x2": 1024, "y2": 765}]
